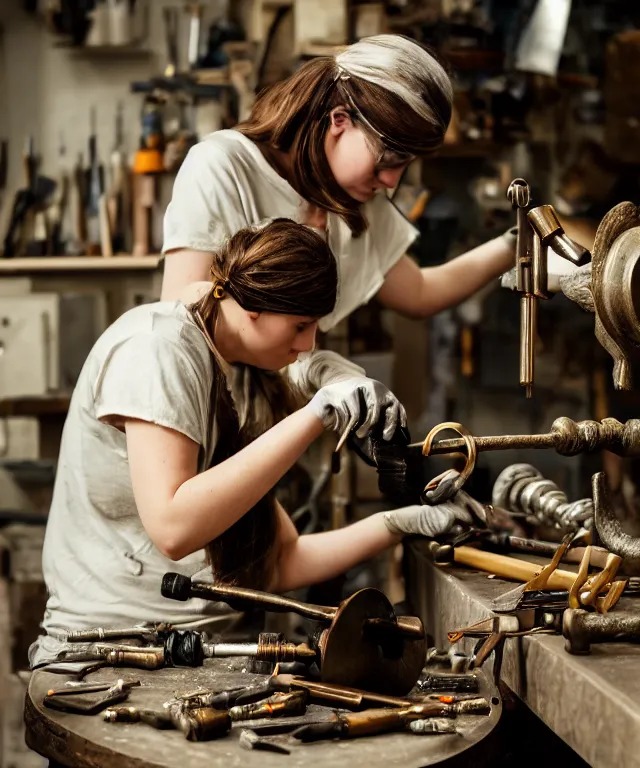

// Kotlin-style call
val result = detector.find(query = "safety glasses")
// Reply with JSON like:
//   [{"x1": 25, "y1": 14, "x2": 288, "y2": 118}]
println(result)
[{"x1": 341, "y1": 89, "x2": 416, "y2": 174}]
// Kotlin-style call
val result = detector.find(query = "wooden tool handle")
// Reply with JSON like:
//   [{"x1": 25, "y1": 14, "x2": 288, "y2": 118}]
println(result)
[{"x1": 454, "y1": 546, "x2": 577, "y2": 590}]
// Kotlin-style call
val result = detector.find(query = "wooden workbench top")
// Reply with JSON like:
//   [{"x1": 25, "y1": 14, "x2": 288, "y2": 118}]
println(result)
[
  {"x1": 405, "y1": 540, "x2": 640, "y2": 768},
  {"x1": 25, "y1": 657, "x2": 500, "y2": 768}
]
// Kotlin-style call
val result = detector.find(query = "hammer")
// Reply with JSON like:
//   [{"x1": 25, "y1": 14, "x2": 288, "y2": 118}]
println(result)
[
  {"x1": 428, "y1": 542, "x2": 580, "y2": 590},
  {"x1": 563, "y1": 608, "x2": 640, "y2": 655}
]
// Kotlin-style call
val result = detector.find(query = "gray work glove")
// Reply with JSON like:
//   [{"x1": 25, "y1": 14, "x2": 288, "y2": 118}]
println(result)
[
  {"x1": 307, "y1": 377, "x2": 406, "y2": 441},
  {"x1": 383, "y1": 502, "x2": 473, "y2": 538},
  {"x1": 285, "y1": 350, "x2": 366, "y2": 399}
]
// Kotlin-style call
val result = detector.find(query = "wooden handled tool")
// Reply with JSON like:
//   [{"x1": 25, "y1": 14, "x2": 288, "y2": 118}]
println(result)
[{"x1": 432, "y1": 543, "x2": 579, "y2": 590}]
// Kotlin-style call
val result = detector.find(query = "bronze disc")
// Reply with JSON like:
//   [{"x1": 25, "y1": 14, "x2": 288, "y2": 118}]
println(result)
[{"x1": 319, "y1": 588, "x2": 426, "y2": 696}]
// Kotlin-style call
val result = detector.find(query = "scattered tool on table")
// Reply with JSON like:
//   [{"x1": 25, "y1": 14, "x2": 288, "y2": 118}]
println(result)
[
  {"x1": 415, "y1": 673, "x2": 479, "y2": 694},
  {"x1": 409, "y1": 719, "x2": 459, "y2": 735},
  {"x1": 229, "y1": 691, "x2": 307, "y2": 721},
  {"x1": 292, "y1": 699, "x2": 490, "y2": 743},
  {"x1": 60, "y1": 630, "x2": 317, "y2": 670},
  {"x1": 43, "y1": 679, "x2": 140, "y2": 716},
  {"x1": 239, "y1": 728, "x2": 292, "y2": 755},
  {"x1": 104, "y1": 706, "x2": 174, "y2": 729}
]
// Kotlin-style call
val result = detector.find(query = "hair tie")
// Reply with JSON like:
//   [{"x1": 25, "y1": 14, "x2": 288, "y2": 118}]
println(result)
[{"x1": 213, "y1": 281, "x2": 228, "y2": 300}]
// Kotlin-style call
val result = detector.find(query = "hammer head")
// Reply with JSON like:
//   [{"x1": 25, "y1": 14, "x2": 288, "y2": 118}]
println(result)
[
  {"x1": 563, "y1": 608, "x2": 592, "y2": 655},
  {"x1": 162, "y1": 572, "x2": 192, "y2": 602},
  {"x1": 427, "y1": 541, "x2": 454, "y2": 565}
]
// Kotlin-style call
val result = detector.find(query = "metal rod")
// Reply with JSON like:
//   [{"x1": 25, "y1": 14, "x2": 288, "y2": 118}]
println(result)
[
  {"x1": 205, "y1": 643, "x2": 259, "y2": 658},
  {"x1": 185, "y1": 580, "x2": 336, "y2": 622},
  {"x1": 520, "y1": 294, "x2": 536, "y2": 397},
  {"x1": 532, "y1": 235, "x2": 549, "y2": 299},
  {"x1": 410, "y1": 433, "x2": 557, "y2": 453}
]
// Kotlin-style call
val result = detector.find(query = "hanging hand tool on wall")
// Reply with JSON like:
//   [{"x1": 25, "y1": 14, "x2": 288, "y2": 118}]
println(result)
[
  {"x1": 163, "y1": 6, "x2": 180, "y2": 78},
  {"x1": 69, "y1": 150, "x2": 88, "y2": 254},
  {"x1": 185, "y1": 3, "x2": 204, "y2": 71},
  {"x1": 132, "y1": 97, "x2": 164, "y2": 256},
  {"x1": 3, "y1": 137, "x2": 56, "y2": 257},
  {"x1": 46, "y1": 132, "x2": 70, "y2": 256},
  {"x1": 84, "y1": 107, "x2": 112, "y2": 256},
  {"x1": 107, "y1": 101, "x2": 130, "y2": 253},
  {"x1": 0, "y1": 140, "x2": 7, "y2": 217}
]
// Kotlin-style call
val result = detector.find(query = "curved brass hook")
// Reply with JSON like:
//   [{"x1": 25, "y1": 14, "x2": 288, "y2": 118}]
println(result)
[{"x1": 421, "y1": 422, "x2": 478, "y2": 503}]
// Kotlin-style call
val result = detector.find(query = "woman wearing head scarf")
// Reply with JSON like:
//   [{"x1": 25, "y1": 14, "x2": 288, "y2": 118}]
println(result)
[{"x1": 161, "y1": 34, "x2": 515, "y2": 392}]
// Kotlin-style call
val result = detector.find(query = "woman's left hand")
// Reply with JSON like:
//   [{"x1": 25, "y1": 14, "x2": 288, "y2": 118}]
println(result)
[{"x1": 382, "y1": 501, "x2": 473, "y2": 538}]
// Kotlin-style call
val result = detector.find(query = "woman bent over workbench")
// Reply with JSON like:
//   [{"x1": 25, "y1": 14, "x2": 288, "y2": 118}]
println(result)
[{"x1": 30, "y1": 220, "x2": 469, "y2": 668}]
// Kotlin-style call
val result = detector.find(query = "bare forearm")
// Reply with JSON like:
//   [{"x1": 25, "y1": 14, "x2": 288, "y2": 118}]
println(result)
[
  {"x1": 167, "y1": 408, "x2": 323, "y2": 558},
  {"x1": 274, "y1": 512, "x2": 401, "y2": 592},
  {"x1": 161, "y1": 250, "x2": 214, "y2": 301},
  {"x1": 417, "y1": 236, "x2": 514, "y2": 316}
]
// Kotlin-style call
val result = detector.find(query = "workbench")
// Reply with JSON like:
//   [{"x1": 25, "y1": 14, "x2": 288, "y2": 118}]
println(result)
[
  {"x1": 25, "y1": 657, "x2": 501, "y2": 768},
  {"x1": 404, "y1": 540, "x2": 640, "y2": 768}
]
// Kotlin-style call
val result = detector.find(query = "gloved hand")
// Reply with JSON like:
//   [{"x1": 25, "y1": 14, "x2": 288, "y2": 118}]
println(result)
[
  {"x1": 382, "y1": 501, "x2": 473, "y2": 538},
  {"x1": 307, "y1": 377, "x2": 406, "y2": 441},
  {"x1": 285, "y1": 350, "x2": 366, "y2": 399}
]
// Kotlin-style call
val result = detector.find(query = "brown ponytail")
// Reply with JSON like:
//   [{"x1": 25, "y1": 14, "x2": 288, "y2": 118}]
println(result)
[{"x1": 189, "y1": 219, "x2": 336, "y2": 588}]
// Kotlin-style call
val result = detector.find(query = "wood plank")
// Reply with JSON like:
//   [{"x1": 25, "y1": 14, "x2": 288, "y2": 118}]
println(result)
[{"x1": 0, "y1": 396, "x2": 71, "y2": 417}]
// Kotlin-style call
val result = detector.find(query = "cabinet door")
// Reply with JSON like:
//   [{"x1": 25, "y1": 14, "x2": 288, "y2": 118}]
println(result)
[{"x1": 0, "y1": 295, "x2": 59, "y2": 399}]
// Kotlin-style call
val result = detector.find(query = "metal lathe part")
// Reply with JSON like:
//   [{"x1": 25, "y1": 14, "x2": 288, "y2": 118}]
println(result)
[
  {"x1": 492, "y1": 463, "x2": 593, "y2": 531},
  {"x1": 528, "y1": 205, "x2": 590, "y2": 265},
  {"x1": 593, "y1": 471, "x2": 640, "y2": 574},
  {"x1": 204, "y1": 643, "x2": 259, "y2": 658}
]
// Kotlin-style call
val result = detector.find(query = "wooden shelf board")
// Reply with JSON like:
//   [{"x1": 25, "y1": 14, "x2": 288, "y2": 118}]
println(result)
[
  {"x1": 54, "y1": 43, "x2": 153, "y2": 58},
  {"x1": 0, "y1": 395, "x2": 71, "y2": 417},
  {"x1": 0, "y1": 255, "x2": 161, "y2": 274}
]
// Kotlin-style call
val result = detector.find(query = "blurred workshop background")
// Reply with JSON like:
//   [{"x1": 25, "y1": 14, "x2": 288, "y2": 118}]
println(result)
[{"x1": 0, "y1": 1, "x2": 639, "y2": 765}]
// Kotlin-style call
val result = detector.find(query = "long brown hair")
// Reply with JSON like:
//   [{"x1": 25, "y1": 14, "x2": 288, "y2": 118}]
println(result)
[
  {"x1": 189, "y1": 219, "x2": 337, "y2": 588},
  {"x1": 238, "y1": 35, "x2": 452, "y2": 236}
]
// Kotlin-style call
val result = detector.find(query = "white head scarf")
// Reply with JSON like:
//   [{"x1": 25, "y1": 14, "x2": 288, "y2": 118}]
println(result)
[{"x1": 335, "y1": 34, "x2": 453, "y2": 128}]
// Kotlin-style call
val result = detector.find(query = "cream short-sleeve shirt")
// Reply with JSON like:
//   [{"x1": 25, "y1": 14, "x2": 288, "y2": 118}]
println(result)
[
  {"x1": 163, "y1": 130, "x2": 418, "y2": 331},
  {"x1": 30, "y1": 303, "x2": 236, "y2": 667}
]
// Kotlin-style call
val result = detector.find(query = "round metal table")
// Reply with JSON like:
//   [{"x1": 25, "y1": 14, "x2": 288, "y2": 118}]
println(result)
[{"x1": 25, "y1": 658, "x2": 502, "y2": 768}]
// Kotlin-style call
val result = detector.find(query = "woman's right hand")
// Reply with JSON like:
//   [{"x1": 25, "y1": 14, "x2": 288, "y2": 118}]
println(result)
[{"x1": 307, "y1": 377, "x2": 406, "y2": 442}]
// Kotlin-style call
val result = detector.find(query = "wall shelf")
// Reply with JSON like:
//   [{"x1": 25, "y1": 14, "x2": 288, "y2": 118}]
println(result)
[
  {"x1": 53, "y1": 43, "x2": 153, "y2": 58},
  {"x1": 0, "y1": 395, "x2": 71, "y2": 417},
  {"x1": 0, "y1": 255, "x2": 161, "y2": 274}
]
